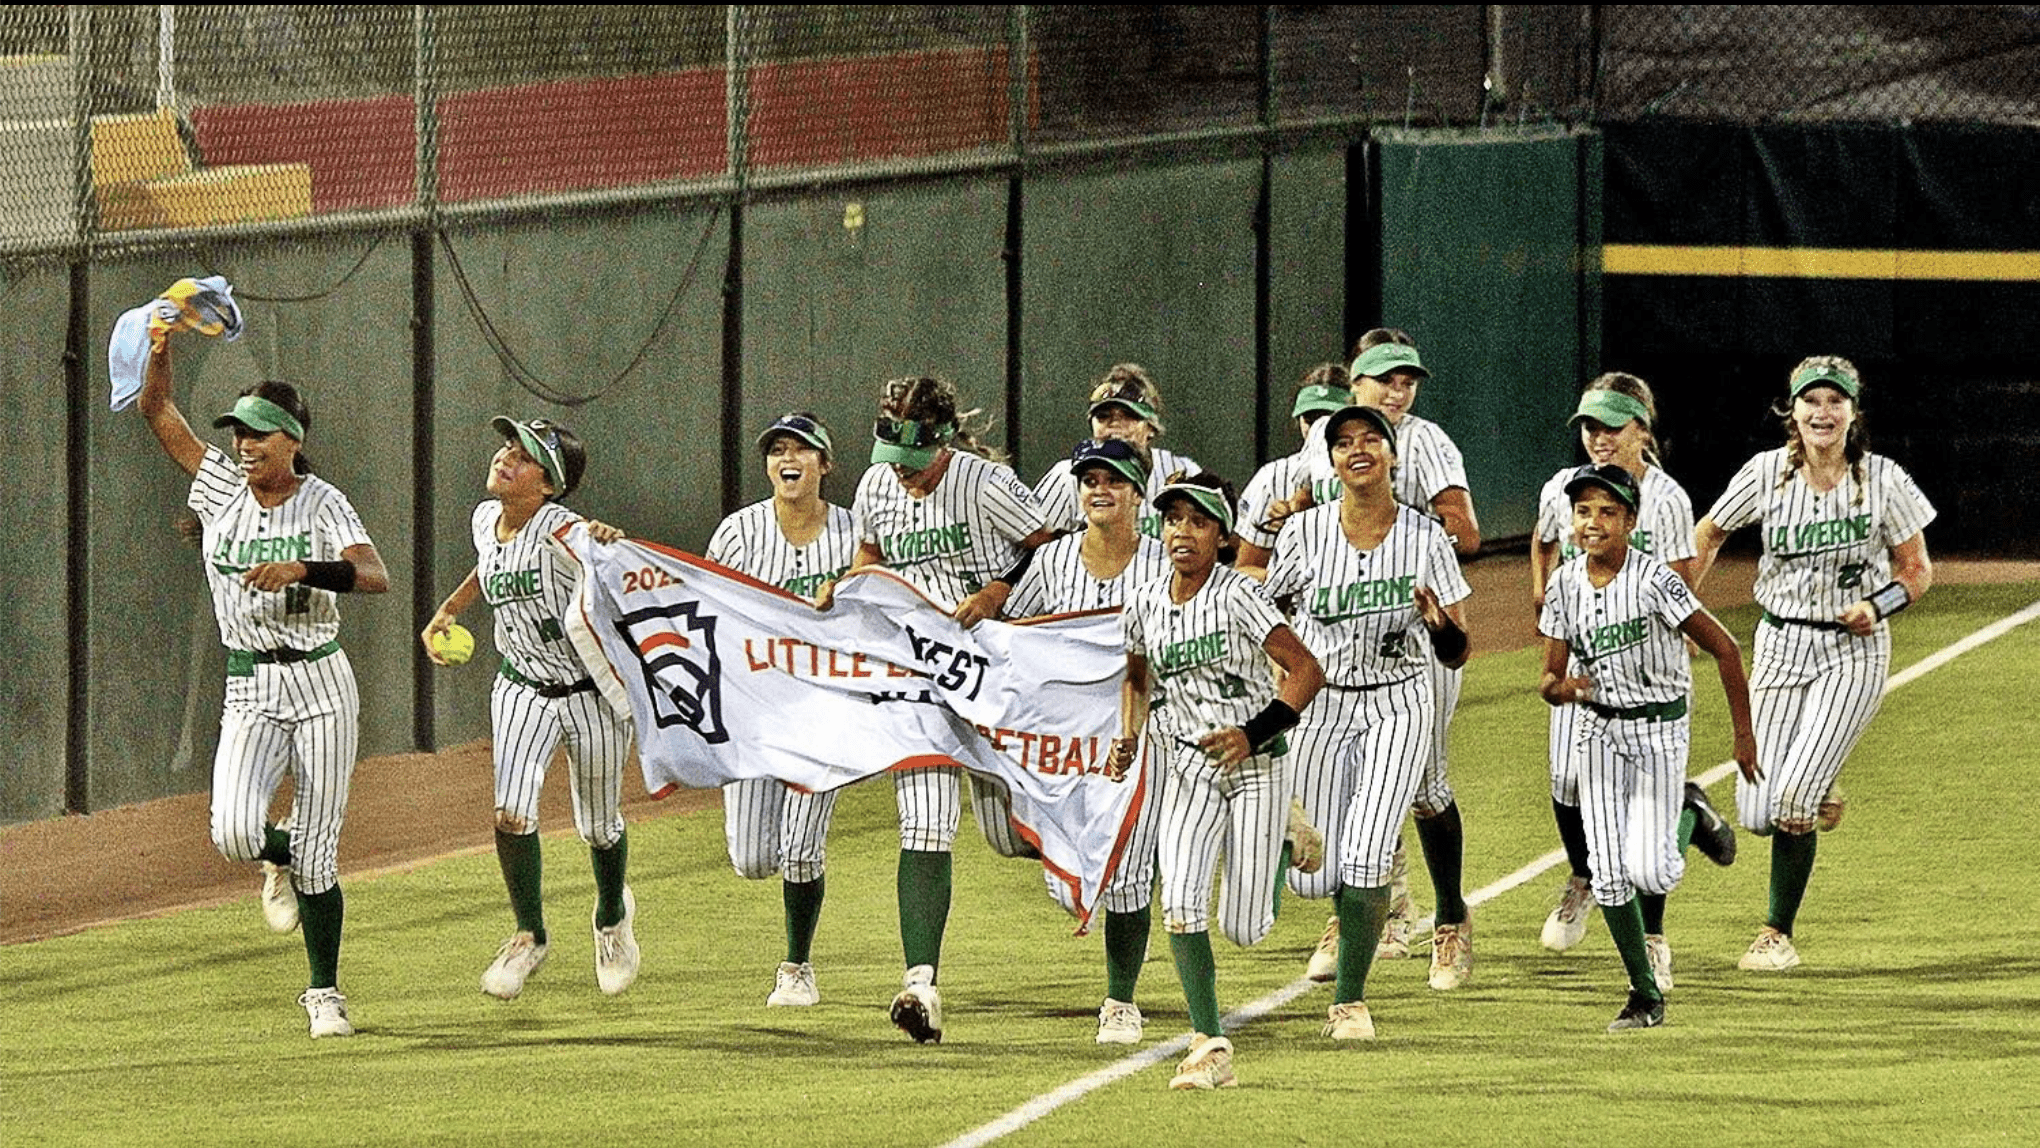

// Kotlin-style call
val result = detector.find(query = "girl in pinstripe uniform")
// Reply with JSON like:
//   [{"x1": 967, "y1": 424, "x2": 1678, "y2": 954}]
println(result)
[
  {"x1": 424, "y1": 417, "x2": 639, "y2": 1001},
  {"x1": 705, "y1": 413, "x2": 857, "y2": 1009},
  {"x1": 1529, "y1": 375, "x2": 1736, "y2": 986},
  {"x1": 1032, "y1": 364, "x2": 1202, "y2": 539},
  {"x1": 1692, "y1": 357, "x2": 1935, "y2": 972},
  {"x1": 1109, "y1": 472, "x2": 1325, "y2": 1089},
  {"x1": 1540, "y1": 463, "x2": 1758, "y2": 1031},
  {"x1": 138, "y1": 336, "x2": 389, "y2": 1038},
  {"x1": 836, "y1": 375, "x2": 1058, "y2": 1043},
  {"x1": 1235, "y1": 362, "x2": 1351, "y2": 571},
  {"x1": 1007, "y1": 438, "x2": 1170, "y2": 1045},
  {"x1": 1263, "y1": 405, "x2": 1471, "y2": 1039}
]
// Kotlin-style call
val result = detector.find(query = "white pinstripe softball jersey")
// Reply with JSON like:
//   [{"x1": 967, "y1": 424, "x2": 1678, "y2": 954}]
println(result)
[
  {"x1": 854, "y1": 450, "x2": 1049, "y2": 610},
  {"x1": 1706, "y1": 449, "x2": 1936, "y2": 620},
  {"x1": 1536, "y1": 464, "x2": 1698, "y2": 566},
  {"x1": 1539, "y1": 550, "x2": 1699, "y2": 709},
  {"x1": 1122, "y1": 565, "x2": 1287, "y2": 748},
  {"x1": 1032, "y1": 446, "x2": 1201, "y2": 539},
  {"x1": 1263, "y1": 502, "x2": 1470, "y2": 687},
  {"x1": 1304, "y1": 412, "x2": 1469, "y2": 518},
  {"x1": 473, "y1": 498, "x2": 589, "y2": 685},
  {"x1": 190, "y1": 445, "x2": 371, "y2": 651},
  {"x1": 1005, "y1": 532, "x2": 1168, "y2": 619},
  {"x1": 1237, "y1": 449, "x2": 1346, "y2": 552},
  {"x1": 706, "y1": 500, "x2": 857, "y2": 602}
]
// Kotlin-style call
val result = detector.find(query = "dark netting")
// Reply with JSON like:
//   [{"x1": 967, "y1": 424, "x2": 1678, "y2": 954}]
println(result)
[{"x1": 1029, "y1": 6, "x2": 1261, "y2": 143}]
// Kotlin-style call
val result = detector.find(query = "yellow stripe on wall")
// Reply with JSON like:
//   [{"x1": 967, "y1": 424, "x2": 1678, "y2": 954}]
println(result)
[{"x1": 1603, "y1": 245, "x2": 2040, "y2": 282}]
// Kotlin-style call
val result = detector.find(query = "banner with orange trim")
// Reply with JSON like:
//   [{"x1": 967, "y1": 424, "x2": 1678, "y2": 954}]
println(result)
[{"x1": 552, "y1": 525, "x2": 1143, "y2": 925}]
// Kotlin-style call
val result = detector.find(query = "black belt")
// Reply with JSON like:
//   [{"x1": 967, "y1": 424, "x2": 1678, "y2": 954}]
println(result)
[
  {"x1": 499, "y1": 658, "x2": 595, "y2": 699},
  {"x1": 227, "y1": 639, "x2": 341, "y2": 676},
  {"x1": 1583, "y1": 696, "x2": 1688, "y2": 723},
  {"x1": 1762, "y1": 611, "x2": 1850, "y2": 633},
  {"x1": 1324, "y1": 673, "x2": 1423, "y2": 694}
]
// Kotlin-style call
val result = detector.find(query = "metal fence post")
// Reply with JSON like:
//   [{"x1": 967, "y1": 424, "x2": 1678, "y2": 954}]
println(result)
[
  {"x1": 65, "y1": 3, "x2": 94, "y2": 813},
  {"x1": 1005, "y1": 5, "x2": 1029, "y2": 465},
  {"x1": 721, "y1": 6, "x2": 750, "y2": 517},
  {"x1": 412, "y1": 3, "x2": 439, "y2": 751}
]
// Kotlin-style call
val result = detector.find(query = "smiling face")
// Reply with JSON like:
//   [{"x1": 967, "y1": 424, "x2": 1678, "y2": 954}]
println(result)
[
  {"x1": 1329, "y1": 418, "x2": 1395, "y2": 494},
  {"x1": 1792, "y1": 385, "x2": 1856, "y2": 454},
  {"x1": 233, "y1": 426, "x2": 301, "y2": 486},
  {"x1": 1570, "y1": 487, "x2": 1638, "y2": 562},
  {"x1": 762, "y1": 434, "x2": 829, "y2": 503},
  {"x1": 1089, "y1": 404, "x2": 1156, "y2": 448},
  {"x1": 1579, "y1": 416, "x2": 1651, "y2": 473},
  {"x1": 1350, "y1": 370, "x2": 1422, "y2": 424},
  {"x1": 487, "y1": 440, "x2": 554, "y2": 500},
  {"x1": 1159, "y1": 497, "x2": 1225, "y2": 577},
  {"x1": 1077, "y1": 464, "x2": 1139, "y2": 530}
]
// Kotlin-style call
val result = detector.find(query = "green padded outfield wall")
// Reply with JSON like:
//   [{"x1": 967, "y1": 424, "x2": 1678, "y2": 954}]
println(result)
[
  {"x1": 1376, "y1": 130, "x2": 1595, "y2": 541},
  {"x1": 430, "y1": 206, "x2": 728, "y2": 749},
  {"x1": 0, "y1": 265, "x2": 72, "y2": 824},
  {"x1": 741, "y1": 180, "x2": 1008, "y2": 513},
  {"x1": 86, "y1": 238, "x2": 415, "y2": 812},
  {"x1": 1267, "y1": 147, "x2": 1351, "y2": 452},
  {"x1": 1020, "y1": 160, "x2": 1261, "y2": 495}
]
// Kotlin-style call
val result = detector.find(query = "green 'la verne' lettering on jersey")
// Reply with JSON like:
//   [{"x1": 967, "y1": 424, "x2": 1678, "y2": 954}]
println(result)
[
  {"x1": 210, "y1": 532, "x2": 312, "y2": 571},
  {"x1": 1579, "y1": 616, "x2": 1649, "y2": 659},
  {"x1": 1771, "y1": 514, "x2": 1871, "y2": 555},
  {"x1": 885, "y1": 523, "x2": 974, "y2": 563},
  {"x1": 484, "y1": 568, "x2": 543, "y2": 604},
  {"x1": 1155, "y1": 631, "x2": 1228, "y2": 678},
  {"x1": 783, "y1": 566, "x2": 850, "y2": 600},
  {"x1": 1309, "y1": 574, "x2": 1417, "y2": 621}
]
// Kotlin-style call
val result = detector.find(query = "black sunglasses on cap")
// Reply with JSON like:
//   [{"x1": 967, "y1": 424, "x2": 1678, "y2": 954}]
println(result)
[{"x1": 873, "y1": 415, "x2": 951, "y2": 448}]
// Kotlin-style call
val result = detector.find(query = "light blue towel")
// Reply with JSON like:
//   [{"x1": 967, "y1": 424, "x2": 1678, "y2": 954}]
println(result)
[{"x1": 108, "y1": 275, "x2": 244, "y2": 411}]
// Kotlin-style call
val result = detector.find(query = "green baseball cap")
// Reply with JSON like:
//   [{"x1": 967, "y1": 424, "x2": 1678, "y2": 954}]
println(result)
[
  {"x1": 1569, "y1": 389, "x2": 1651, "y2": 430},
  {"x1": 1291, "y1": 383, "x2": 1349, "y2": 419},
  {"x1": 1153, "y1": 480, "x2": 1235, "y2": 533},
  {"x1": 213, "y1": 395, "x2": 305, "y2": 442},
  {"x1": 1350, "y1": 342, "x2": 1430, "y2": 381},
  {"x1": 1789, "y1": 364, "x2": 1860, "y2": 400},
  {"x1": 490, "y1": 416, "x2": 568, "y2": 493},
  {"x1": 1563, "y1": 462, "x2": 1641, "y2": 511}
]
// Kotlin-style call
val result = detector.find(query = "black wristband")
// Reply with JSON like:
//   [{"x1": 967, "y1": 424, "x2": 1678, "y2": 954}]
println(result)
[
  {"x1": 1430, "y1": 616, "x2": 1468, "y2": 663},
  {"x1": 1239, "y1": 699, "x2": 1300, "y2": 752},
  {"x1": 1868, "y1": 580, "x2": 1911, "y2": 621},
  {"x1": 299, "y1": 560, "x2": 357, "y2": 593}
]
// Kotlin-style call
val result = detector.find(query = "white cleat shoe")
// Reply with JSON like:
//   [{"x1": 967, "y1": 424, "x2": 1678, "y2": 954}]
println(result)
[
  {"x1": 481, "y1": 931, "x2": 550, "y2": 1000},
  {"x1": 1817, "y1": 784, "x2": 1847, "y2": 832},
  {"x1": 1305, "y1": 915, "x2": 1340, "y2": 983},
  {"x1": 260, "y1": 862, "x2": 300, "y2": 934},
  {"x1": 1095, "y1": 997, "x2": 1145, "y2": 1045},
  {"x1": 890, "y1": 964, "x2": 944, "y2": 1044},
  {"x1": 767, "y1": 961, "x2": 819, "y2": 1007},
  {"x1": 1324, "y1": 1000, "x2": 1376, "y2": 1041},
  {"x1": 1169, "y1": 1033, "x2": 1237, "y2": 1090},
  {"x1": 1645, "y1": 933, "x2": 1674, "y2": 993},
  {"x1": 594, "y1": 886, "x2": 640, "y2": 995},
  {"x1": 1738, "y1": 925, "x2": 1802, "y2": 971},
  {"x1": 1375, "y1": 906, "x2": 1417, "y2": 961},
  {"x1": 298, "y1": 987, "x2": 354, "y2": 1038},
  {"x1": 1428, "y1": 917, "x2": 1473, "y2": 991},
  {"x1": 1540, "y1": 875, "x2": 1594, "y2": 953}
]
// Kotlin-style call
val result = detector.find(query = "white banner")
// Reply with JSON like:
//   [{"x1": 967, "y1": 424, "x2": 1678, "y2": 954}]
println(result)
[{"x1": 553, "y1": 527, "x2": 1145, "y2": 923}]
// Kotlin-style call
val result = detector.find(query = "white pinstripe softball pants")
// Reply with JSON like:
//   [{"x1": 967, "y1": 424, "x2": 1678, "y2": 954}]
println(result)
[
  {"x1": 209, "y1": 651, "x2": 358, "y2": 895},
  {"x1": 1155, "y1": 741, "x2": 1290, "y2": 945},
  {"x1": 490, "y1": 675, "x2": 631, "y2": 849},
  {"x1": 723, "y1": 778, "x2": 839, "y2": 883},
  {"x1": 1573, "y1": 709, "x2": 1688, "y2": 907},
  {"x1": 1412, "y1": 660, "x2": 1461, "y2": 815},
  {"x1": 1737, "y1": 621, "x2": 1889, "y2": 835},
  {"x1": 1286, "y1": 675, "x2": 1434, "y2": 898}
]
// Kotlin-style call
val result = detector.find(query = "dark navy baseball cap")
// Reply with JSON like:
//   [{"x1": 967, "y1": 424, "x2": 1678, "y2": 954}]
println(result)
[{"x1": 1563, "y1": 462, "x2": 1641, "y2": 511}]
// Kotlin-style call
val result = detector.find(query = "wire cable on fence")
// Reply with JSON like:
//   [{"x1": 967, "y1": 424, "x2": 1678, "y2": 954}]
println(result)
[
  {"x1": 437, "y1": 205, "x2": 723, "y2": 408},
  {"x1": 198, "y1": 232, "x2": 393, "y2": 303}
]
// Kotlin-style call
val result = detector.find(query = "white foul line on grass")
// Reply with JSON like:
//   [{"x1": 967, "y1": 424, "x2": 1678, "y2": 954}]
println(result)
[{"x1": 940, "y1": 597, "x2": 2040, "y2": 1148}]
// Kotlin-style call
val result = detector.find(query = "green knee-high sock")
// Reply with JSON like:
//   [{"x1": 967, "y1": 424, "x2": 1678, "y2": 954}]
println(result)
[
  {"x1": 1272, "y1": 842, "x2": 1292, "y2": 918},
  {"x1": 1638, "y1": 892, "x2": 1667, "y2": 935},
  {"x1": 1551, "y1": 800, "x2": 1591, "y2": 880},
  {"x1": 783, "y1": 877, "x2": 825, "y2": 964},
  {"x1": 260, "y1": 823, "x2": 292, "y2": 866},
  {"x1": 1333, "y1": 884, "x2": 1391, "y2": 1004},
  {"x1": 1603, "y1": 897, "x2": 1659, "y2": 1000},
  {"x1": 1104, "y1": 906, "x2": 1150, "y2": 1002},
  {"x1": 297, "y1": 885, "x2": 344, "y2": 990},
  {"x1": 495, "y1": 829, "x2": 547, "y2": 945},
  {"x1": 1768, "y1": 830, "x2": 1818, "y2": 935},
  {"x1": 897, "y1": 849, "x2": 952, "y2": 973},
  {"x1": 591, "y1": 831, "x2": 629, "y2": 929},
  {"x1": 1169, "y1": 931, "x2": 1223, "y2": 1037},
  {"x1": 1677, "y1": 807, "x2": 1698, "y2": 853},
  {"x1": 1415, "y1": 802, "x2": 1469, "y2": 925}
]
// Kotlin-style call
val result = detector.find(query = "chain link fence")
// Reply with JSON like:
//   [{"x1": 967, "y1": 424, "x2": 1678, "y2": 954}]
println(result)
[{"x1": 2, "y1": 5, "x2": 2035, "y2": 253}]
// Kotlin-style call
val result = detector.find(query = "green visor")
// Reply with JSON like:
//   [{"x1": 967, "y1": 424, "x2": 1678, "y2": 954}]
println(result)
[
  {"x1": 1349, "y1": 342, "x2": 1430, "y2": 381},
  {"x1": 1291, "y1": 383, "x2": 1349, "y2": 419},
  {"x1": 1088, "y1": 397, "x2": 1161, "y2": 426},
  {"x1": 1789, "y1": 364, "x2": 1860, "y2": 400},
  {"x1": 1569, "y1": 389, "x2": 1651, "y2": 430},
  {"x1": 871, "y1": 414, "x2": 951, "y2": 469},
  {"x1": 1153, "y1": 481, "x2": 1235, "y2": 533},
  {"x1": 756, "y1": 413, "x2": 833, "y2": 457},
  {"x1": 490, "y1": 416, "x2": 567, "y2": 493},
  {"x1": 213, "y1": 395, "x2": 305, "y2": 442}
]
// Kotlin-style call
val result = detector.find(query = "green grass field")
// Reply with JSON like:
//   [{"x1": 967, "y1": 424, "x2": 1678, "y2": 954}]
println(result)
[{"x1": 7, "y1": 585, "x2": 2039, "y2": 1147}]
